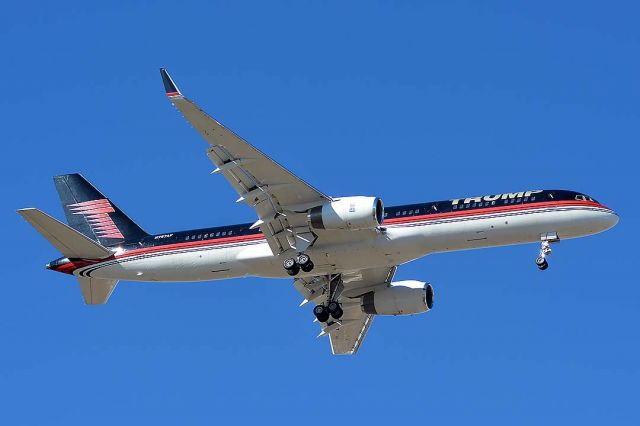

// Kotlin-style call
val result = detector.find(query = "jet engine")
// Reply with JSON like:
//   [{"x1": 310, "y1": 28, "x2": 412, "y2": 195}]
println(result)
[
  {"x1": 361, "y1": 281, "x2": 434, "y2": 316},
  {"x1": 308, "y1": 196, "x2": 384, "y2": 231}
]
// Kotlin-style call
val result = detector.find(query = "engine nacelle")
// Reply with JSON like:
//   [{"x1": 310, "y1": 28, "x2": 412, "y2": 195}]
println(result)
[
  {"x1": 308, "y1": 196, "x2": 384, "y2": 231},
  {"x1": 361, "y1": 281, "x2": 434, "y2": 316}
]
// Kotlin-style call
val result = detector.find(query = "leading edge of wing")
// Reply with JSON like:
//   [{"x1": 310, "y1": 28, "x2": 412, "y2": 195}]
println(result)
[{"x1": 158, "y1": 68, "x2": 332, "y2": 204}]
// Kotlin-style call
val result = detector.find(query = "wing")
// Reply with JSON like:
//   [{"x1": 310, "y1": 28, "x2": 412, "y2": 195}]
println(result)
[
  {"x1": 160, "y1": 69, "x2": 331, "y2": 254},
  {"x1": 294, "y1": 266, "x2": 397, "y2": 355}
]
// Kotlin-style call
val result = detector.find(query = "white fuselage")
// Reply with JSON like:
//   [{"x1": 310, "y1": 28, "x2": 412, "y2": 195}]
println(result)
[{"x1": 73, "y1": 201, "x2": 618, "y2": 282}]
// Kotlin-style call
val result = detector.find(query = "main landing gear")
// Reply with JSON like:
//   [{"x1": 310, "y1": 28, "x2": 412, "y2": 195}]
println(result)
[
  {"x1": 283, "y1": 253, "x2": 314, "y2": 276},
  {"x1": 312, "y1": 275, "x2": 345, "y2": 323},
  {"x1": 313, "y1": 301, "x2": 343, "y2": 322}
]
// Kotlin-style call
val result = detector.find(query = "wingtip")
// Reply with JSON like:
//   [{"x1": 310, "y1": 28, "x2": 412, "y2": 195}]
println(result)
[{"x1": 160, "y1": 68, "x2": 182, "y2": 98}]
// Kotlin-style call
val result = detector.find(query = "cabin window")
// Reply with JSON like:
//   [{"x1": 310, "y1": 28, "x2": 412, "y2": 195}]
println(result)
[
  {"x1": 204, "y1": 234, "x2": 209, "y2": 238},
  {"x1": 216, "y1": 232, "x2": 221, "y2": 237},
  {"x1": 185, "y1": 236, "x2": 189, "y2": 241},
  {"x1": 524, "y1": 197, "x2": 529, "y2": 202},
  {"x1": 228, "y1": 230, "x2": 233, "y2": 235},
  {"x1": 409, "y1": 210, "x2": 414, "y2": 215},
  {"x1": 402, "y1": 211, "x2": 407, "y2": 215},
  {"x1": 575, "y1": 195, "x2": 587, "y2": 201},
  {"x1": 516, "y1": 198, "x2": 522, "y2": 203},
  {"x1": 453, "y1": 205, "x2": 458, "y2": 210},
  {"x1": 197, "y1": 234, "x2": 202, "y2": 239},
  {"x1": 222, "y1": 231, "x2": 227, "y2": 236},
  {"x1": 395, "y1": 211, "x2": 400, "y2": 217}
]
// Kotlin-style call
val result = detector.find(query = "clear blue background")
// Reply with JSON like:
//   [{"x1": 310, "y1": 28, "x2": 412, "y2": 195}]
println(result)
[{"x1": 1, "y1": 1, "x2": 638, "y2": 424}]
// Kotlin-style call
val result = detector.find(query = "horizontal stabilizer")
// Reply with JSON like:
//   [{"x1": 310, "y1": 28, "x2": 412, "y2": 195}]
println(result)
[
  {"x1": 78, "y1": 277, "x2": 118, "y2": 304},
  {"x1": 17, "y1": 208, "x2": 113, "y2": 259}
]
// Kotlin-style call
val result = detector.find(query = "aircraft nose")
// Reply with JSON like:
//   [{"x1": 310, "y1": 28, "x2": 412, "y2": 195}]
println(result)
[{"x1": 597, "y1": 206, "x2": 619, "y2": 232}]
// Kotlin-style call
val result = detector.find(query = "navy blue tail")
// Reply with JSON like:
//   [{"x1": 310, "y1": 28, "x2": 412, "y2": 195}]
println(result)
[{"x1": 53, "y1": 174, "x2": 148, "y2": 246}]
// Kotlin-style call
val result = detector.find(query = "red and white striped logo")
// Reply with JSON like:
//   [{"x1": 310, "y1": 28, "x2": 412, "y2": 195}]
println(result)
[{"x1": 67, "y1": 199, "x2": 124, "y2": 239}]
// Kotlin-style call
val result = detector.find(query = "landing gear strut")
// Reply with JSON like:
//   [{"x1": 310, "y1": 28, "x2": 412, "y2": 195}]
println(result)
[
  {"x1": 313, "y1": 275, "x2": 344, "y2": 323},
  {"x1": 535, "y1": 240, "x2": 552, "y2": 270},
  {"x1": 283, "y1": 253, "x2": 314, "y2": 276}
]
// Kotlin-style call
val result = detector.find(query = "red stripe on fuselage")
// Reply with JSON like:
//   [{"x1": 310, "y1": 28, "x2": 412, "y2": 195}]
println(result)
[
  {"x1": 383, "y1": 200, "x2": 608, "y2": 225},
  {"x1": 53, "y1": 200, "x2": 610, "y2": 275},
  {"x1": 115, "y1": 233, "x2": 266, "y2": 260}
]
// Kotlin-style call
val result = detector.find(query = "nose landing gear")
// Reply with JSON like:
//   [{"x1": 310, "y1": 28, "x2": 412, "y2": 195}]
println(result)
[
  {"x1": 536, "y1": 253, "x2": 549, "y2": 270},
  {"x1": 535, "y1": 233, "x2": 559, "y2": 270},
  {"x1": 536, "y1": 241, "x2": 551, "y2": 270}
]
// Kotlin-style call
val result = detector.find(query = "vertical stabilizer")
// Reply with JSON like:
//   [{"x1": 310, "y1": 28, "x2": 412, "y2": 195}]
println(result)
[{"x1": 53, "y1": 174, "x2": 148, "y2": 246}]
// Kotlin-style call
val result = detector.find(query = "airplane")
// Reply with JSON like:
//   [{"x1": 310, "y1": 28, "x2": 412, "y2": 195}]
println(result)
[{"x1": 17, "y1": 69, "x2": 619, "y2": 355}]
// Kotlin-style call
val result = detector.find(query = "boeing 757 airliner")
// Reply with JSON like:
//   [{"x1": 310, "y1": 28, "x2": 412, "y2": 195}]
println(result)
[{"x1": 17, "y1": 69, "x2": 619, "y2": 354}]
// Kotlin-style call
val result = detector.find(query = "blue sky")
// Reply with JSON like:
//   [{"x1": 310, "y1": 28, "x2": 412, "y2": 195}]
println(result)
[{"x1": 1, "y1": 1, "x2": 638, "y2": 424}]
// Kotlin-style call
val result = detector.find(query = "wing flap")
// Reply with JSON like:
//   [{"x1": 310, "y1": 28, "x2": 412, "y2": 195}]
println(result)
[
  {"x1": 328, "y1": 314, "x2": 374, "y2": 355},
  {"x1": 295, "y1": 266, "x2": 396, "y2": 355}
]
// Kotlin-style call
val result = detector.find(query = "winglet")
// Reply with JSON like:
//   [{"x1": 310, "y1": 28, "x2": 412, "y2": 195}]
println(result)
[{"x1": 160, "y1": 68, "x2": 182, "y2": 98}]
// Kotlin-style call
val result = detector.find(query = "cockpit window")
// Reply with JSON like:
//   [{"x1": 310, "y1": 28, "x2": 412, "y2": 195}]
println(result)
[{"x1": 575, "y1": 194, "x2": 597, "y2": 203}]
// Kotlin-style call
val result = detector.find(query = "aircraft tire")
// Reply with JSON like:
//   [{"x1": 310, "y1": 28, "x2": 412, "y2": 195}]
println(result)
[
  {"x1": 313, "y1": 305, "x2": 330, "y2": 323},
  {"x1": 301, "y1": 261, "x2": 314, "y2": 273},
  {"x1": 328, "y1": 301, "x2": 343, "y2": 319},
  {"x1": 286, "y1": 264, "x2": 300, "y2": 276}
]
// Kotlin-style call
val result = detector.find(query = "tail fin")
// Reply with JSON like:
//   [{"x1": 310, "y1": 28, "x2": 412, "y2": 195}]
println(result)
[{"x1": 53, "y1": 173, "x2": 148, "y2": 246}]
